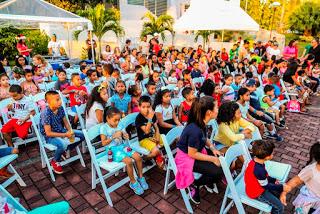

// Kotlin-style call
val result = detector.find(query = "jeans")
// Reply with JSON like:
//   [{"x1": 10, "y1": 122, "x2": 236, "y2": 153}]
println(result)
[
  {"x1": 46, "y1": 130, "x2": 84, "y2": 162},
  {"x1": 0, "y1": 147, "x2": 13, "y2": 158},
  {"x1": 257, "y1": 190, "x2": 284, "y2": 214}
]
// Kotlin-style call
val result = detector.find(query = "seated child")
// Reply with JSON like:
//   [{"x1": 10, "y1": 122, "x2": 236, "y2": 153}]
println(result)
[
  {"x1": 280, "y1": 142, "x2": 320, "y2": 213},
  {"x1": 142, "y1": 81, "x2": 156, "y2": 105},
  {"x1": 63, "y1": 73, "x2": 88, "y2": 126},
  {"x1": 0, "y1": 147, "x2": 19, "y2": 178},
  {"x1": 100, "y1": 107, "x2": 148, "y2": 195},
  {"x1": 128, "y1": 84, "x2": 141, "y2": 113},
  {"x1": 221, "y1": 74, "x2": 235, "y2": 102},
  {"x1": 231, "y1": 74, "x2": 242, "y2": 99},
  {"x1": 85, "y1": 85, "x2": 108, "y2": 129},
  {"x1": 86, "y1": 69, "x2": 99, "y2": 94},
  {"x1": 135, "y1": 96, "x2": 165, "y2": 168},
  {"x1": 110, "y1": 80, "x2": 131, "y2": 116},
  {"x1": 179, "y1": 87, "x2": 194, "y2": 124},
  {"x1": 260, "y1": 85, "x2": 285, "y2": 128},
  {"x1": 150, "y1": 70, "x2": 165, "y2": 92},
  {"x1": 154, "y1": 89, "x2": 182, "y2": 134},
  {"x1": 245, "y1": 140, "x2": 289, "y2": 214},
  {"x1": 191, "y1": 62, "x2": 202, "y2": 79},
  {"x1": 213, "y1": 84, "x2": 222, "y2": 107},
  {"x1": 182, "y1": 69, "x2": 195, "y2": 90},
  {"x1": 40, "y1": 91, "x2": 84, "y2": 174},
  {"x1": 21, "y1": 69, "x2": 40, "y2": 96},
  {"x1": 0, "y1": 73, "x2": 10, "y2": 100},
  {"x1": 168, "y1": 70, "x2": 178, "y2": 84},
  {"x1": 54, "y1": 69, "x2": 70, "y2": 91},
  {"x1": 102, "y1": 64, "x2": 116, "y2": 97},
  {"x1": 11, "y1": 66, "x2": 25, "y2": 85},
  {"x1": 1, "y1": 85, "x2": 35, "y2": 147},
  {"x1": 215, "y1": 101, "x2": 255, "y2": 153}
]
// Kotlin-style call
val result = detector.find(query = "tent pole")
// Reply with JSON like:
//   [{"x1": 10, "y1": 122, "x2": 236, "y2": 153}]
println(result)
[
  {"x1": 221, "y1": 30, "x2": 224, "y2": 49},
  {"x1": 90, "y1": 30, "x2": 95, "y2": 64},
  {"x1": 67, "y1": 23, "x2": 71, "y2": 57}
]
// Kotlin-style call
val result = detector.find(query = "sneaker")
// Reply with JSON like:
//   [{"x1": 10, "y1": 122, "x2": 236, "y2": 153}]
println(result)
[
  {"x1": 272, "y1": 134, "x2": 284, "y2": 142},
  {"x1": 137, "y1": 177, "x2": 149, "y2": 190},
  {"x1": 129, "y1": 181, "x2": 144, "y2": 195},
  {"x1": 189, "y1": 186, "x2": 200, "y2": 204},
  {"x1": 203, "y1": 184, "x2": 214, "y2": 193},
  {"x1": 275, "y1": 123, "x2": 286, "y2": 129},
  {"x1": 50, "y1": 160, "x2": 63, "y2": 174},
  {"x1": 280, "y1": 119, "x2": 286, "y2": 126},
  {"x1": 264, "y1": 132, "x2": 277, "y2": 140},
  {"x1": 0, "y1": 167, "x2": 13, "y2": 178}
]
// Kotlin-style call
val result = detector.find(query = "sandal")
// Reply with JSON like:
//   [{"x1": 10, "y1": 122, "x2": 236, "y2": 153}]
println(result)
[{"x1": 155, "y1": 154, "x2": 165, "y2": 170}]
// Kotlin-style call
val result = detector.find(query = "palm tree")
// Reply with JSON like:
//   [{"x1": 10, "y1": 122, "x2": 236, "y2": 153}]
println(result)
[
  {"x1": 141, "y1": 11, "x2": 174, "y2": 41},
  {"x1": 194, "y1": 30, "x2": 215, "y2": 50},
  {"x1": 77, "y1": 3, "x2": 124, "y2": 58}
]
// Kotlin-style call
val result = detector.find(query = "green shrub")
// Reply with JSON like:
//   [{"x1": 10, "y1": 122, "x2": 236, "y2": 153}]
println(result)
[{"x1": 0, "y1": 26, "x2": 49, "y2": 60}]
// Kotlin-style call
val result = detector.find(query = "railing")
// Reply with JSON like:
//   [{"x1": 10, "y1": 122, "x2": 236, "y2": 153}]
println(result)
[{"x1": 127, "y1": 0, "x2": 168, "y2": 16}]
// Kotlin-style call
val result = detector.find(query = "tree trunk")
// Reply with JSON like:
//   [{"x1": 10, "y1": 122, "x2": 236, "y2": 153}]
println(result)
[
  {"x1": 303, "y1": 29, "x2": 312, "y2": 36},
  {"x1": 98, "y1": 37, "x2": 102, "y2": 61}
]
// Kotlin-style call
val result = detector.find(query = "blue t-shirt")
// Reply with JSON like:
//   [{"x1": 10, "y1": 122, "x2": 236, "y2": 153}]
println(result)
[
  {"x1": 40, "y1": 106, "x2": 66, "y2": 138},
  {"x1": 272, "y1": 84, "x2": 281, "y2": 98},
  {"x1": 231, "y1": 83, "x2": 241, "y2": 99},
  {"x1": 250, "y1": 92, "x2": 262, "y2": 111},
  {"x1": 110, "y1": 93, "x2": 131, "y2": 113},
  {"x1": 177, "y1": 123, "x2": 207, "y2": 153},
  {"x1": 80, "y1": 72, "x2": 87, "y2": 80}
]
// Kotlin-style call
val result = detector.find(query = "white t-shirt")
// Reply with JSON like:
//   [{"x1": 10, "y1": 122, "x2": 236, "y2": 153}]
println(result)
[
  {"x1": 48, "y1": 41, "x2": 61, "y2": 57},
  {"x1": 139, "y1": 41, "x2": 149, "y2": 55},
  {"x1": 237, "y1": 101, "x2": 250, "y2": 119},
  {"x1": 298, "y1": 162, "x2": 320, "y2": 197},
  {"x1": 11, "y1": 96, "x2": 34, "y2": 120},
  {"x1": 86, "y1": 102, "x2": 104, "y2": 129},
  {"x1": 267, "y1": 48, "x2": 281, "y2": 59},
  {"x1": 155, "y1": 104, "x2": 174, "y2": 121}
]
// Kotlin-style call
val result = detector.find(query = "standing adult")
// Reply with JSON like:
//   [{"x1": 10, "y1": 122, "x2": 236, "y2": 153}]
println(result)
[
  {"x1": 175, "y1": 96, "x2": 223, "y2": 204},
  {"x1": 139, "y1": 36, "x2": 150, "y2": 55},
  {"x1": 48, "y1": 34, "x2": 63, "y2": 57},
  {"x1": 309, "y1": 37, "x2": 320, "y2": 63},
  {"x1": 254, "y1": 41, "x2": 266, "y2": 57},
  {"x1": 16, "y1": 34, "x2": 32, "y2": 63},
  {"x1": 86, "y1": 32, "x2": 97, "y2": 61},
  {"x1": 239, "y1": 40, "x2": 250, "y2": 61},
  {"x1": 283, "y1": 40, "x2": 298, "y2": 60},
  {"x1": 267, "y1": 42, "x2": 281, "y2": 60}
]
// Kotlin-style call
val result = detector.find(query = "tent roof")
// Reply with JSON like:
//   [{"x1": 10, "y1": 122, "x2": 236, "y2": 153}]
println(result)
[
  {"x1": 174, "y1": 0, "x2": 259, "y2": 32},
  {"x1": 0, "y1": 0, "x2": 91, "y2": 26}
]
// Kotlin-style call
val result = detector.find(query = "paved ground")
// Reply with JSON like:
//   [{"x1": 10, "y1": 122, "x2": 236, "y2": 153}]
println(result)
[{"x1": 3, "y1": 98, "x2": 320, "y2": 214}]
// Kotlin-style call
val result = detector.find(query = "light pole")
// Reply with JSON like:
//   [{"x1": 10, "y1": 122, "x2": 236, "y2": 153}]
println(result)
[{"x1": 269, "y1": 1, "x2": 280, "y2": 39}]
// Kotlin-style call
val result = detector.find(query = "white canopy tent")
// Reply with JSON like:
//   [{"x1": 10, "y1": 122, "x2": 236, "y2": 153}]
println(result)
[
  {"x1": 0, "y1": 0, "x2": 95, "y2": 63},
  {"x1": 174, "y1": 0, "x2": 259, "y2": 41}
]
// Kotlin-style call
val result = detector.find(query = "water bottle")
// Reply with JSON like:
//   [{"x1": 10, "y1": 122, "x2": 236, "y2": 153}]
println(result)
[{"x1": 108, "y1": 150, "x2": 113, "y2": 162}]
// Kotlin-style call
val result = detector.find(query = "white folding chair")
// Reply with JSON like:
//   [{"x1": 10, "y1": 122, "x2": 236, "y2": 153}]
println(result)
[
  {"x1": 38, "y1": 83, "x2": 46, "y2": 92},
  {"x1": 30, "y1": 113, "x2": 85, "y2": 182},
  {"x1": 166, "y1": 84, "x2": 177, "y2": 91},
  {"x1": 161, "y1": 127, "x2": 209, "y2": 214},
  {"x1": 0, "y1": 185, "x2": 28, "y2": 212},
  {"x1": 83, "y1": 124, "x2": 136, "y2": 207},
  {"x1": 280, "y1": 79, "x2": 298, "y2": 101},
  {"x1": 31, "y1": 92, "x2": 46, "y2": 114},
  {"x1": 171, "y1": 97, "x2": 184, "y2": 109},
  {"x1": 45, "y1": 81, "x2": 56, "y2": 91},
  {"x1": 121, "y1": 73, "x2": 135, "y2": 82},
  {"x1": 219, "y1": 141, "x2": 272, "y2": 214},
  {"x1": 0, "y1": 145, "x2": 26, "y2": 188},
  {"x1": 192, "y1": 77, "x2": 205, "y2": 86},
  {"x1": 75, "y1": 104, "x2": 87, "y2": 152}
]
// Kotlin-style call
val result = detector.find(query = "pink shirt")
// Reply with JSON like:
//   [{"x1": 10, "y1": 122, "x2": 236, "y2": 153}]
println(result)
[{"x1": 283, "y1": 46, "x2": 296, "y2": 60}]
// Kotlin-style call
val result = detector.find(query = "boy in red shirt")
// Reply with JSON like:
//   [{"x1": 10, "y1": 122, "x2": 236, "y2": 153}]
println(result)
[
  {"x1": 178, "y1": 87, "x2": 194, "y2": 124},
  {"x1": 63, "y1": 73, "x2": 88, "y2": 126},
  {"x1": 245, "y1": 140, "x2": 290, "y2": 214}
]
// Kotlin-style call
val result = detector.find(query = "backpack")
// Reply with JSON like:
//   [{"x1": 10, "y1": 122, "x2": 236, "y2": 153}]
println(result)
[{"x1": 286, "y1": 100, "x2": 300, "y2": 113}]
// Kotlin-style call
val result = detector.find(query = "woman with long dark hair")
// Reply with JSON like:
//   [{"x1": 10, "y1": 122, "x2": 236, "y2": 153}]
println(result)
[{"x1": 175, "y1": 96, "x2": 223, "y2": 204}]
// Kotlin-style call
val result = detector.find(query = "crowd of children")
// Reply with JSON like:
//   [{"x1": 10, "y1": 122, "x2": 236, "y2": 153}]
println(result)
[{"x1": 0, "y1": 36, "x2": 320, "y2": 213}]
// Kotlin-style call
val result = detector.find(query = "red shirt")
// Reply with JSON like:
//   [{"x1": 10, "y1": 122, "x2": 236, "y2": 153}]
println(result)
[
  {"x1": 244, "y1": 160, "x2": 265, "y2": 199},
  {"x1": 153, "y1": 44, "x2": 160, "y2": 56},
  {"x1": 66, "y1": 85, "x2": 88, "y2": 107},
  {"x1": 212, "y1": 93, "x2": 221, "y2": 107},
  {"x1": 17, "y1": 43, "x2": 30, "y2": 56},
  {"x1": 221, "y1": 53, "x2": 229, "y2": 61},
  {"x1": 180, "y1": 101, "x2": 191, "y2": 123}
]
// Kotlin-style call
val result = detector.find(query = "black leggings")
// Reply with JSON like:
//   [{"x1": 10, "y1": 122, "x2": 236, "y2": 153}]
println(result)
[
  {"x1": 192, "y1": 149, "x2": 223, "y2": 187},
  {"x1": 308, "y1": 76, "x2": 319, "y2": 92}
]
